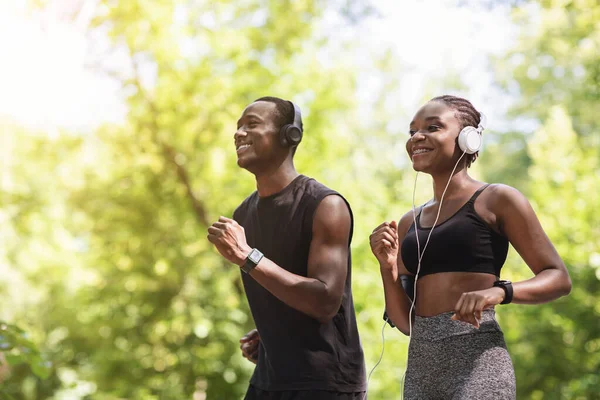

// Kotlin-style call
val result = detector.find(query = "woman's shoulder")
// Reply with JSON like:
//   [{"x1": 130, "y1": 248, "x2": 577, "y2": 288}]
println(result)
[
  {"x1": 480, "y1": 183, "x2": 530, "y2": 215},
  {"x1": 483, "y1": 183, "x2": 526, "y2": 201}
]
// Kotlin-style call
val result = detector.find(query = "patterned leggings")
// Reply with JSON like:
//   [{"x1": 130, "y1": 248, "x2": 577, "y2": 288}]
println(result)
[{"x1": 404, "y1": 310, "x2": 516, "y2": 400}]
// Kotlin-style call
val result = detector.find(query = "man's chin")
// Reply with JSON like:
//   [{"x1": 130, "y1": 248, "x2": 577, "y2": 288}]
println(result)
[{"x1": 236, "y1": 157, "x2": 255, "y2": 171}]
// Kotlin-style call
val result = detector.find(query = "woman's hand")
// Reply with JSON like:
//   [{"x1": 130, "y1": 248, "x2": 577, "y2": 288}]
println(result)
[
  {"x1": 451, "y1": 287, "x2": 506, "y2": 328},
  {"x1": 369, "y1": 221, "x2": 399, "y2": 270}
]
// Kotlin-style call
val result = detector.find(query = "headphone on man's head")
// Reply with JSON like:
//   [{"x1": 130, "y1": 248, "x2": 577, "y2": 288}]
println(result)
[
  {"x1": 457, "y1": 112, "x2": 487, "y2": 154},
  {"x1": 279, "y1": 101, "x2": 303, "y2": 147}
]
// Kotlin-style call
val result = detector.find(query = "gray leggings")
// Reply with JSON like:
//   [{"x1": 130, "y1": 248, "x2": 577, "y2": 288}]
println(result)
[{"x1": 404, "y1": 310, "x2": 516, "y2": 400}]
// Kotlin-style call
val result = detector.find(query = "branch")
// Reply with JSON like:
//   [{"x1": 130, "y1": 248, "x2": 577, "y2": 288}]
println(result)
[
  {"x1": 160, "y1": 141, "x2": 209, "y2": 227},
  {"x1": 128, "y1": 53, "x2": 209, "y2": 227},
  {"x1": 125, "y1": 49, "x2": 244, "y2": 299}
]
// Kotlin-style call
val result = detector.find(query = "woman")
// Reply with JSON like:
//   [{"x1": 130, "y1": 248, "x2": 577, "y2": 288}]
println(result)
[{"x1": 369, "y1": 95, "x2": 571, "y2": 399}]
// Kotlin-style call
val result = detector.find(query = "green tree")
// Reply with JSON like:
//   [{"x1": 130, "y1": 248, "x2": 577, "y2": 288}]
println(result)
[
  {"x1": 489, "y1": 1, "x2": 600, "y2": 398},
  {"x1": 1, "y1": 1, "x2": 408, "y2": 399}
]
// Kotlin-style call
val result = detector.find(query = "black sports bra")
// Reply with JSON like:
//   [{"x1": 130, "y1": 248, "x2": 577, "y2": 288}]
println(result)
[{"x1": 400, "y1": 184, "x2": 509, "y2": 278}]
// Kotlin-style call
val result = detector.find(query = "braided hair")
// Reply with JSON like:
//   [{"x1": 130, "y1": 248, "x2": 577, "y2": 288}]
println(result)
[{"x1": 430, "y1": 95, "x2": 482, "y2": 167}]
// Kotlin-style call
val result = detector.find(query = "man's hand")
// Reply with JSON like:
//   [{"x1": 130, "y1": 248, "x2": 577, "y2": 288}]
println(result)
[
  {"x1": 207, "y1": 216, "x2": 252, "y2": 265},
  {"x1": 240, "y1": 329, "x2": 260, "y2": 364}
]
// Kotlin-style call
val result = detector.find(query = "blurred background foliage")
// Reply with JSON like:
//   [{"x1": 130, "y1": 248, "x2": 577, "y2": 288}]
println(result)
[{"x1": 0, "y1": 0, "x2": 598, "y2": 399}]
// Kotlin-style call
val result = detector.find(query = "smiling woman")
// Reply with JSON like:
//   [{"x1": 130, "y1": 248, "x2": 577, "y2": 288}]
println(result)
[{"x1": 370, "y1": 94, "x2": 571, "y2": 399}]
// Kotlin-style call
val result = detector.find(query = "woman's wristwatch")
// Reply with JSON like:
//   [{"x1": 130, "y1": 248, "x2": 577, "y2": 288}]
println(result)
[{"x1": 493, "y1": 280, "x2": 513, "y2": 304}]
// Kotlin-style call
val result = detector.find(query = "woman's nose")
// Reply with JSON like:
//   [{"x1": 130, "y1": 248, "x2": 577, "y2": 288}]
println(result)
[{"x1": 411, "y1": 131, "x2": 425, "y2": 141}]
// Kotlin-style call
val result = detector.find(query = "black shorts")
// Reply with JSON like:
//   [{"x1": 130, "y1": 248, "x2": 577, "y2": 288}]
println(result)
[{"x1": 244, "y1": 385, "x2": 366, "y2": 400}]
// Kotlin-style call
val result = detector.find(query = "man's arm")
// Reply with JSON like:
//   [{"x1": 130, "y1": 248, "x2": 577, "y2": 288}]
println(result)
[
  {"x1": 247, "y1": 195, "x2": 350, "y2": 323},
  {"x1": 207, "y1": 195, "x2": 351, "y2": 324}
]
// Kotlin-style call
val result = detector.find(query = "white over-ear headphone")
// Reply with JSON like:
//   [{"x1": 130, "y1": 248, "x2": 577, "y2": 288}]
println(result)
[{"x1": 457, "y1": 112, "x2": 487, "y2": 154}]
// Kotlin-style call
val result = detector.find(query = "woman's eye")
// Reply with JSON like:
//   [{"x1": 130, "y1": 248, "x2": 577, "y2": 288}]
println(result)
[
  {"x1": 428, "y1": 125, "x2": 440, "y2": 132},
  {"x1": 409, "y1": 130, "x2": 416, "y2": 136}
]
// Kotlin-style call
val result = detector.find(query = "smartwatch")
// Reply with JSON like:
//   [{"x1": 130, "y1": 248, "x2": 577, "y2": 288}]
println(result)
[
  {"x1": 493, "y1": 280, "x2": 513, "y2": 304},
  {"x1": 241, "y1": 248, "x2": 264, "y2": 274}
]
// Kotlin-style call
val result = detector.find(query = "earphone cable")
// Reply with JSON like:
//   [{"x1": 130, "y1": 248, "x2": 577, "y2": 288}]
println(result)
[{"x1": 363, "y1": 318, "x2": 388, "y2": 400}]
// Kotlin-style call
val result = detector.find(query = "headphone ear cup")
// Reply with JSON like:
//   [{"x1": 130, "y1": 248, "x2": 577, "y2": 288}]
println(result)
[
  {"x1": 285, "y1": 126, "x2": 302, "y2": 146},
  {"x1": 279, "y1": 125, "x2": 303, "y2": 147},
  {"x1": 279, "y1": 124, "x2": 290, "y2": 147},
  {"x1": 458, "y1": 126, "x2": 482, "y2": 154}
]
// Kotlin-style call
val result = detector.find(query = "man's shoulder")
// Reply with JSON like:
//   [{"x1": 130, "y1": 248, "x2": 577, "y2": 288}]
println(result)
[{"x1": 297, "y1": 175, "x2": 340, "y2": 200}]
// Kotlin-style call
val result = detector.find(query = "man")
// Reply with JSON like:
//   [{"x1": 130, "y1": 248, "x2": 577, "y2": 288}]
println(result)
[{"x1": 207, "y1": 97, "x2": 366, "y2": 399}]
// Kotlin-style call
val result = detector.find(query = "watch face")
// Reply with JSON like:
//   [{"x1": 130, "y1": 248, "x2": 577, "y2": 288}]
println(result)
[{"x1": 248, "y1": 249, "x2": 262, "y2": 263}]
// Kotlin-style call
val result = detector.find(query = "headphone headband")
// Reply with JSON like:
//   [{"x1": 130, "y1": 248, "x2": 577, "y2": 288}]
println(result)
[
  {"x1": 477, "y1": 112, "x2": 487, "y2": 133},
  {"x1": 290, "y1": 101, "x2": 303, "y2": 133}
]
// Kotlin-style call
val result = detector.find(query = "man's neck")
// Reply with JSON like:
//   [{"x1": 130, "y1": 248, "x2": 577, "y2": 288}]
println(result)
[{"x1": 255, "y1": 164, "x2": 300, "y2": 198}]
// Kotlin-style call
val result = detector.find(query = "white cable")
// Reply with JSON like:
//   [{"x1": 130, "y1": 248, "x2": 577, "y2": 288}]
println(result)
[
  {"x1": 363, "y1": 319, "x2": 388, "y2": 400},
  {"x1": 400, "y1": 150, "x2": 467, "y2": 398}
]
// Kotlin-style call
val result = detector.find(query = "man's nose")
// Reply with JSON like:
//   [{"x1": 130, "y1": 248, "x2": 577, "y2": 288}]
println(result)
[{"x1": 234, "y1": 127, "x2": 247, "y2": 141}]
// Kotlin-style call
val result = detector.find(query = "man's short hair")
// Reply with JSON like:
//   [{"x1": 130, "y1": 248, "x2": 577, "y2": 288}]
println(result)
[{"x1": 253, "y1": 96, "x2": 303, "y2": 132}]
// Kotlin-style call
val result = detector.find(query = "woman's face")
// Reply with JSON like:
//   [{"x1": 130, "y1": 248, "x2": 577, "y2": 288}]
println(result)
[{"x1": 406, "y1": 101, "x2": 462, "y2": 173}]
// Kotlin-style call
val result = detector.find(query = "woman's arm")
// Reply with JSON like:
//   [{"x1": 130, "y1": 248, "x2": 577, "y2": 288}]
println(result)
[
  {"x1": 452, "y1": 184, "x2": 571, "y2": 327},
  {"x1": 370, "y1": 211, "x2": 416, "y2": 335},
  {"x1": 494, "y1": 184, "x2": 572, "y2": 302}
]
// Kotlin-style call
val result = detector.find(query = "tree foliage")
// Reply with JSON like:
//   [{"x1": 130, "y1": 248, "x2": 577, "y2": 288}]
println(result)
[
  {"x1": 2, "y1": 0, "x2": 391, "y2": 399},
  {"x1": 487, "y1": 1, "x2": 600, "y2": 398},
  {"x1": 1, "y1": 0, "x2": 598, "y2": 399}
]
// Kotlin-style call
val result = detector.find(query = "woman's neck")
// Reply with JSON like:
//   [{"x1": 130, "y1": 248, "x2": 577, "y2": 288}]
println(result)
[{"x1": 430, "y1": 168, "x2": 473, "y2": 202}]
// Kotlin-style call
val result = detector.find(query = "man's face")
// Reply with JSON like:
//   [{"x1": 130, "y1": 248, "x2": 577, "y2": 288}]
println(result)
[{"x1": 234, "y1": 101, "x2": 285, "y2": 173}]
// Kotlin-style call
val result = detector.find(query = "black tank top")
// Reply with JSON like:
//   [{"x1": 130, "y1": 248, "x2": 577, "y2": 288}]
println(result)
[
  {"x1": 401, "y1": 184, "x2": 509, "y2": 278},
  {"x1": 233, "y1": 175, "x2": 366, "y2": 392}
]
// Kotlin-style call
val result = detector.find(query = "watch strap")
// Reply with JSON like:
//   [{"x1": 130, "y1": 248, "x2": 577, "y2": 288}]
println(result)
[{"x1": 493, "y1": 280, "x2": 513, "y2": 304}]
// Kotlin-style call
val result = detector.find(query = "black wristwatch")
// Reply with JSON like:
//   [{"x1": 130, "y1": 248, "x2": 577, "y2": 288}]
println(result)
[
  {"x1": 241, "y1": 248, "x2": 264, "y2": 274},
  {"x1": 493, "y1": 280, "x2": 513, "y2": 304}
]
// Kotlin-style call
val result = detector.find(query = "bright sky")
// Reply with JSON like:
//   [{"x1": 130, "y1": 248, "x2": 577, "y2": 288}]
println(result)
[
  {"x1": 356, "y1": 0, "x2": 516, "y2": 132},
  {"x1": 0, "y1": 1, "x2": 125, "y2": 132},
  {"x1": 0, "y1": 0, "x2": 516, "y2": 133}
]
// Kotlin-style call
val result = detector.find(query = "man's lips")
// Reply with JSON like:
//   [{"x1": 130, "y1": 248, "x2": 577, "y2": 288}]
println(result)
[{"x1": 236, "y1": 144, "x2": 251, "y2": 155}]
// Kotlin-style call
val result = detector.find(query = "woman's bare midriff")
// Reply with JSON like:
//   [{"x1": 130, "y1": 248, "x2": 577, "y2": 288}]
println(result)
[{"x1": 415, "y1": 272, "x2": 498, "y2": 316}]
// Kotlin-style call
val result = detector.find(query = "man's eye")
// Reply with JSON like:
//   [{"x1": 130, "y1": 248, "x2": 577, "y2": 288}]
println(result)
[{"x1": 409, "y1": 130, "x2": 416, "y2": 136}]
